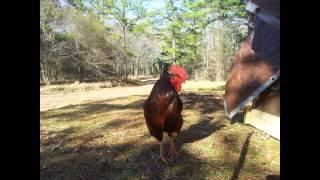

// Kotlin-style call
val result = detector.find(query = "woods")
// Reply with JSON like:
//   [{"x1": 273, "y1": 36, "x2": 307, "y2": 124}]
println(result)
[{"x1": 40, "y1": 0, "x2": 248, "y2": 85}]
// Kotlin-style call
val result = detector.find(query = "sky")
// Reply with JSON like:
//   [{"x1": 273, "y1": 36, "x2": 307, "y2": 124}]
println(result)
[
  {"x1": 58, "y1": 0, "x2": 69, "y2": 7},
  {"x1": 57, "y1": 0, "x2": 167, "y2": 28},
  {"x1": 58, "y1": 0, "x2": 166, "y2": 11},
  {"x1": 144, "y1": 0, "x2": 165, "y2": 10}
]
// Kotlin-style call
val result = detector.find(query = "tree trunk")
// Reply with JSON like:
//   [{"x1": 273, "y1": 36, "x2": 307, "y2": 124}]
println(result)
[
  {"x1": 216, "y1": 26, "x2": 225, "y2": 81},
  {"x1": 116, "y1": 56, "x2": 119, "y2": 77},
  {"x1": 40, "y1": 62, "x2": 50, "y2": 85},
  {"x1": 62, "y1": 69, "x2": 64, "y2": 81},
  {"x1": 221, "y1": 26, "x2": 225, "y2": 81},
  {"x1": 132, "y1": 65, "x2": 134, "y2": 76},
  {"x1": 217, "y1": 28, "x2": 222, "y2": 81},
  {"x1": 172, "y1": 39, "x2": 176, "y2": 63},
  {"x1": 78, "y1": 65, "x2": 84, "y2": 83},
  {"x1": 137, "y1": 59, "x2": 140, "y2": 76},
  {"x1": 48, "y1": 62, "x2": 52, "y2": 82},
  {"x1": 146, "y1": 64, "x2": 149, "y2": 75},
  {"x1": 123, "y1": 26, "x2": 128, "y2": 79},
  {"x1": 217, "y1": 29, "x2": 221, "y2": 81},
  {"x1": 78, "y1": 66, "x2": 81, "y2": 82},
  {"x1": 205, "y1": 28, "x2": 209, "y2": 76},
  {"x1": 134, "y1": 59, "x2": 138, "y2": 77},
  {"x1": 151, "y1": 64, "x2": 153, "y2": 75},
  {"x1": 194, "y1": 45, "x2": 197, "y2": 79},
  {"x1": 55, "y1": 68, "x2": 58, "y2": 82}
]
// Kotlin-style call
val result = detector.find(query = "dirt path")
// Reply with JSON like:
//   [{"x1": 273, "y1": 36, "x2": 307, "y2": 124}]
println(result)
[{"x1": 40, "y1": 84, "x2": 154, "y2": 111}]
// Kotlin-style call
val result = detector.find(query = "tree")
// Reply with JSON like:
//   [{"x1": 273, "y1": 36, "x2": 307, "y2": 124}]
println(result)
[
  {"x1": 41, "y1": 0, "x2": 121, "y2": 83},
  {"x1": 40, "y1": 0, "x2": 249, "y2": 84},
  {"x1": 40, "y1": 0, "x2": 64, "y2": 84},
  {"x1": 68, "y1": 11, "x2": 118, "y2": 81},
  {"x1": 73, "y1": 0, "x2": 150, "y2": 79}
]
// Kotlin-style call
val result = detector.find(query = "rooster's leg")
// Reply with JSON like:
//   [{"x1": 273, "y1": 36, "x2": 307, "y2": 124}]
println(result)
[
  {"x1": 168, "y1": 133, "x2": 179, "y2": 159},
  {"x1": 159, "y1": 141, "x2": 169, "y2": 164}
]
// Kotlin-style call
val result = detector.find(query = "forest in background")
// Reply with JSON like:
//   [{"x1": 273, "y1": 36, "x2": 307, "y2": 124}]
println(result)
[{"x1": 40, "y1": 0, "x2": 249, "y2": 85}]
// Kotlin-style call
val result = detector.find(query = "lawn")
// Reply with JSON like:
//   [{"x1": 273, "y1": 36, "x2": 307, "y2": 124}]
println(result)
[{"x1": 40, "y1": 80, "x2": 279, "y2": 180}]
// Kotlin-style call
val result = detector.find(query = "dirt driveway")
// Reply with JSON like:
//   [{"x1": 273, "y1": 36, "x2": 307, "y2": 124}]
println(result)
[{"x1": 40, "y1": 84, "x2": 154, "y2": 111}]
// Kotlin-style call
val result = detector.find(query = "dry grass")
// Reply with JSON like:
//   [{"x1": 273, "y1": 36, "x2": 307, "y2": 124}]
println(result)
[
  {"x1": 40, "y1": 76, "x2": 160, "y2": 96},
  {"x1": 183, "y1": 80, "x2": 226, "y2": 92},
  {"x1": 40, "y1": 82, "x2": 114, "y2": 95},
  {"x1": 40, "y1": 81, "x2": 279, "y2": 180},
  {"x1": 40, "y1": 79, "x2": 224, "y2": 96}
]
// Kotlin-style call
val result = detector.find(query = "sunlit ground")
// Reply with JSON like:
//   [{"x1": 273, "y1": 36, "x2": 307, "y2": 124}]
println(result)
[{"x1": 40, "y1": 80, "x2": 279, "y2": 179}]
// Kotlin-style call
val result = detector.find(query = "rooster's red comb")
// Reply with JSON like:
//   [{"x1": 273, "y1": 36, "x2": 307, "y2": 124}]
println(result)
[{"x1": 170, "y1": 65, "x2": 188, "y2": 81}]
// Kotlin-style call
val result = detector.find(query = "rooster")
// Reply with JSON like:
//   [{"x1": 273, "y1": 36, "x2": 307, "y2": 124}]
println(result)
[{"x1": 143, "y1": 62, "x2": 188, "y2": 163}]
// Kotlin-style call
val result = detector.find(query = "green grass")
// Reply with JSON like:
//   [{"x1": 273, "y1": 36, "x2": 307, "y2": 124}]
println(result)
[{"x1": 40, "y1": 86, "x2": 279, "y2": 180}]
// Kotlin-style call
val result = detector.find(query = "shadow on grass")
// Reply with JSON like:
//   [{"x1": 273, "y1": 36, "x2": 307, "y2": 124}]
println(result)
[
  {"x1": 122, "y1": 78, "x2": 158, "y2": 86},
  {"x1": 41, "y1": 91, "x2": 272, "y2": 179},
  {"x1": 180, "y1": 92, "x2": 224, "y2": 115},
  {"x1": 41, "y1": 95, "x2": 146, "y2": 121},
  {"x1": 197, "y1": 84, "x2": 226, "y2": 92},
  {"x1": 40, "y1": 92, "x2": 230, "y2": 179},
  {"x1": 41, "y1": 131, "x2": 235, "y2": 180},
  {"x1": 176, "y1": 118, "x2": 227, "y2": 152},
  {"x1": 41, "y1": 128, "x2": 261, "y2": 180},
  {"x1": 230, "y1": 132, "x2": 253, "y2": 180}
]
